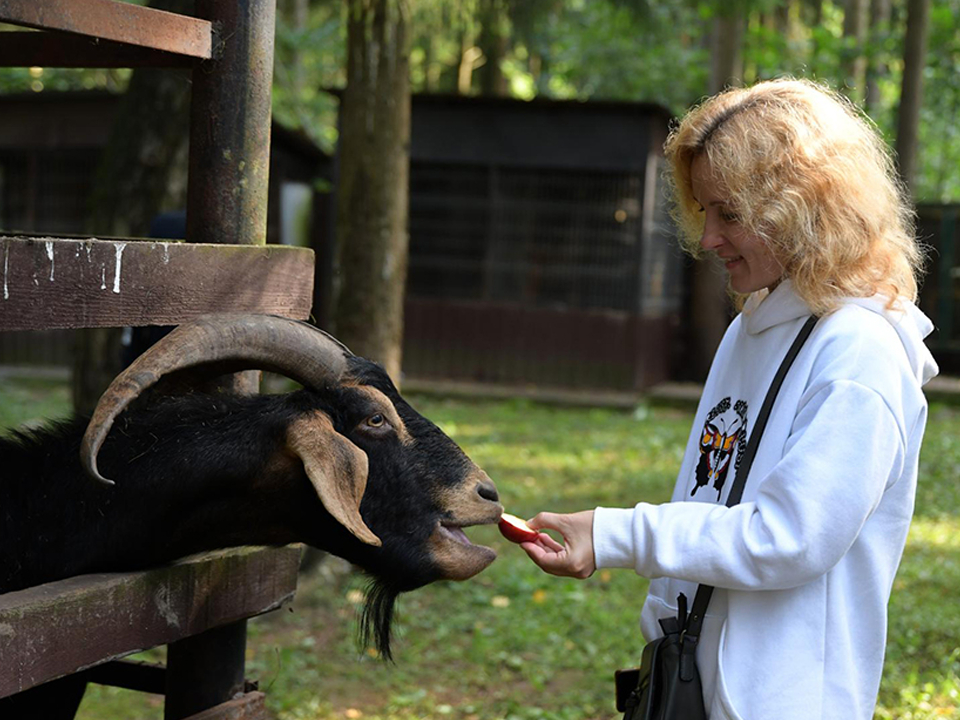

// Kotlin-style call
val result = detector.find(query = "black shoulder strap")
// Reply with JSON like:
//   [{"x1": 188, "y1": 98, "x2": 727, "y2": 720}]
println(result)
[{"x1": 684, "y1": 314, "x2": 818, "y2": 640}]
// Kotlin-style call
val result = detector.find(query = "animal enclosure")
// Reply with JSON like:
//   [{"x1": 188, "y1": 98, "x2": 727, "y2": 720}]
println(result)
[
  {"x1": 0, "y1": 1, "x2": 309, "y2": 718},
  {"x1": 402, "y1": 95, "x2": 682, "y2": 392}
]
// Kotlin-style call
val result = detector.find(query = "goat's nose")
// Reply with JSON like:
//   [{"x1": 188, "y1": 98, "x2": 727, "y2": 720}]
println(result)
[{"x1": 477, "y1": 479, "x2": 500, "y2": 503}]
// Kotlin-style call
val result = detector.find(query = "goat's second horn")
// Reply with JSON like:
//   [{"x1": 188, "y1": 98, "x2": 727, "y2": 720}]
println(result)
[{"x1": 80, "y1": 314, "x2": 352, "y2": 485}]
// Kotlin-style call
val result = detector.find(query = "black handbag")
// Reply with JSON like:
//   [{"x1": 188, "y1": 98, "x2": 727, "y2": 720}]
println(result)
[{"x1": 616, "y1": 315, "x2": 818, "y2": 720}]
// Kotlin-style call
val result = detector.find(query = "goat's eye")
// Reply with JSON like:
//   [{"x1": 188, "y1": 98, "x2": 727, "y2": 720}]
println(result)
[{"x1": 367, "y1": 414, "x2": 385, "y2": 428}]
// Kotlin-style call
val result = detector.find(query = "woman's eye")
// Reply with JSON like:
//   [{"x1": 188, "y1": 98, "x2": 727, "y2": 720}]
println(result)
[
  {"x1": 720, "y1": 211, "x2": 740, "y2": 223},
  {"x1": 367, "y1": 414, "x2": 385, "y2": 428}
]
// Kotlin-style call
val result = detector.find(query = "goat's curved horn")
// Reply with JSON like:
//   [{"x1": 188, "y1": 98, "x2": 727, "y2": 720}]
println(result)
[{"x1": 81, "y1": 314, "x2": 352, "y2": 485}]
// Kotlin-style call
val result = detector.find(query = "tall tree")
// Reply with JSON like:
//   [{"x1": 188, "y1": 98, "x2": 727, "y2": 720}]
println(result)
[
  {"x1": 72, "y1": 0, "x2": 193, "y2": 414},
  {"x1": 334, "y1": 0, "x2": 411, "y2": 384},
  {"x1": 681, "y1": 5, "x2": 745, "y2": 380},
  {"x1": 841, "y1": 0, "x2": 869, "y2": 101},
  {"x1": 864, "y1": 0, "x2": 891, "y2": 115},
  {"x1": 895, "y1": 0, "x2": 930, "y2": 196},
  {"x1": 710, "y1": 8, "x2": 745, "y2": 93},
  {"x1": 475, "y1": 0, "x2": 510, "y2": 96}
]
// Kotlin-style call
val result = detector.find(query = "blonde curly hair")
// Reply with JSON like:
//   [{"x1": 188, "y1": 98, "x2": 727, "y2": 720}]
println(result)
[{"x1": 664, "y1": 78, "x2": 922, "y2": 315}]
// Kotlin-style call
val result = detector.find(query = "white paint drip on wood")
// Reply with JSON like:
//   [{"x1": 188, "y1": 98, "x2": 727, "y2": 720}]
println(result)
[
  {"x1": 101, "y1": 266, "x2": 107, "y2": 290},
  {"x1": 2, "y1": 241, "x2": 8, "y2": 300},
  {"x1": 45, "y1": 241, "x2": 54, "y2": 281},
  {"x1": 113, "y1": 242, "x2": 127, "y2": 294},
  {"x1": 382, "y1": 250, "x2": 395, "y2": 281},
  {"x1": 153, "y1": 586, "x2": 181, "y2": 629},
  {"x1": 161, "y1": 242, "x2": 171, "y2": 265}
]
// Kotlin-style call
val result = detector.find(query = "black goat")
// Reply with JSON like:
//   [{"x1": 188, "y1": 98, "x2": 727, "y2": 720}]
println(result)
[{"x1": 0, "y1": 315, "x2": 503, "y2": 664}]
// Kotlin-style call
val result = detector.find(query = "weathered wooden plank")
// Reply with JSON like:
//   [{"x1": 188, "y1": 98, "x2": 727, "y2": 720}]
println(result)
[
  {"x1": 183, "y1": 692, "x2": 271, "y2": 720},
  {"x1": 0, "y1": 545, "x2": 301, "y2": 699},
  {"x1": 0, "y1": 0, "x2": 212, "y2": 59},
  {"x1": 0, "y1": 31, "x2": 195, "y2": 68},
  {"x1": 0, "y1": 237, "x2": 315, "y2": 331}
]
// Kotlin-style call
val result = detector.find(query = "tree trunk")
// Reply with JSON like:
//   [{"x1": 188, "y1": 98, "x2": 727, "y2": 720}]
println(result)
[
  {"x1": 73, "y1": 0, "x2": 193, "y2": 415},
  {"x1": 292, "y1": 0, "x2": 309, "y2": 95},
  {"x1": 709, "y1": 12, "x2": 744, "y2": 94},
  {"x1": 334, "y1": 0, "x2": 411, "y2": 384},
  {"x1": 682, "y1": 10, "x2": 744, "y2": 381},
  {"x1": 895, "y1": 0, "x2": 930, "y2": 196},
  {"x1": 864, "y1": 0, "x2": 891, "y2": 115},
  {"x1": 842, "y1": 0, "x2": 869, "y2": 101},
  {"x1": 475, "y1": 0, "x2": 509, "y2": 97}
]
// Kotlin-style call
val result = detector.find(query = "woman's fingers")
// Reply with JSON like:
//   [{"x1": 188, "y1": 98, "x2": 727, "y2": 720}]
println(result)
[
  {"x1": 529, "y1": 531, "x2": 565, "y2": 552},
  {"x1": 520, "y1": 510, "x2": 596, "y2": 579}
]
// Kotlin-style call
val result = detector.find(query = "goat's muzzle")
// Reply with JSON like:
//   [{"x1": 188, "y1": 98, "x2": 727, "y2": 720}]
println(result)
[{"x1": 428, "y1": 469, "x2": 503, "y2": 580}]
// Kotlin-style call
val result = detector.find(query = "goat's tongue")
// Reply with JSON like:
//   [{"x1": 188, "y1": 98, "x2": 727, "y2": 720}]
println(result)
[{"x1": 444, "y1": 525, "x2": 473, "y2": 545}]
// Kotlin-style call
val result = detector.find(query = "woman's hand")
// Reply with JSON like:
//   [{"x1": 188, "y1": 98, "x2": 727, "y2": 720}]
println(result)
[{"x1": 520, "y1": 510, "x2": 596, "y2": 579}]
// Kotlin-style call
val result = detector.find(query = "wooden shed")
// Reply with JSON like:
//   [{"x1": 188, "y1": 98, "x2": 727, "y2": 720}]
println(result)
[
  {"x1": 0, "y1": 90, "x2": 329, "y2": 245},
  {"x1": 338, "y1": 94, "x2": 684, "y2": 393},
  {"x1": 917, "y1": 203, "x2": 960, "y2": 372},
  {"x1": 0, "y1": 90, "x2": 331, "y2": 366}
]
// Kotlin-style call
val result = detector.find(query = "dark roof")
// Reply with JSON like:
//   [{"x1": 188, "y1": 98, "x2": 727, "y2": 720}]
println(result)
[
  {"x1": 0, "y1": 90, "x2": 328, "y2": 159},
  {"x1": 410, "y1": 91, "x2": 674, "y2": 123}
]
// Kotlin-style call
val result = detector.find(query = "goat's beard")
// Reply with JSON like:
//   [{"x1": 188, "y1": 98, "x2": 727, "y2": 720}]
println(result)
[{"x1": 359, "y1": 579, "x2": 401, "y2": 661}]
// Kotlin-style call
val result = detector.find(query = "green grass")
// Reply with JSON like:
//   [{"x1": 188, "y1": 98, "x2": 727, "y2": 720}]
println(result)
[
  {"x1": 1, "y1": 381, "x2": 957, "y2": 719},
  {"x1": 0, "y1": 374, "x2": 71, "y2": 430}
]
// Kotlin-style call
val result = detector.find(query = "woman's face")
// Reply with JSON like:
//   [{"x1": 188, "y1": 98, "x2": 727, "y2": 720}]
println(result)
[{"x1": 690, "y1": 154, "x2": 783, "y2": 294}]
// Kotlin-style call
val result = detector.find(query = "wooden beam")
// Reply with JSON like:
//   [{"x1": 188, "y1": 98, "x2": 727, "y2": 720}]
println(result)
[
  {"x1": 0, "y1": 31, "x2": 196, "y2": 68},
  {"x1": 0, "y1": 546, "x2": 301, "y2": 699},
  {"x1": 183, "y1": 692, "x2": 272, "y2": 720},
  {"x1": 0, "y1": 236, "x2": 315, "y2": 332},
  {"x1": 0, "y1": 0, "x2": 212, "y2": 59}
]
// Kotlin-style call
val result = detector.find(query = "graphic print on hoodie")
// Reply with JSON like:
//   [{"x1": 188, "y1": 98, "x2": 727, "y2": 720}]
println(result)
[{"x1": 692, "y1": 397, "x2": 748, "y2": 500}]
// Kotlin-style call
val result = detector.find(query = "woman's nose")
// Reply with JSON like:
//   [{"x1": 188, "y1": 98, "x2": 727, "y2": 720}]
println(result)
[{"x1": 700, "y1": 222, "x2": 724, "y2": 251}]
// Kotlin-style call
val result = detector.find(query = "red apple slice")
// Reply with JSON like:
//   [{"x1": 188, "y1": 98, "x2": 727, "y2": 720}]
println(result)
[{"x1": 498, "y1": 513, "x2": 540, "y2": 543}]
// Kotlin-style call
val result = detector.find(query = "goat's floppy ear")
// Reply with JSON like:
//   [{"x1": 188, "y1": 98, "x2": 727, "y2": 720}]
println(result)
[{"x1": 287, "y1": 413, "x2": 382, "y2": 547}]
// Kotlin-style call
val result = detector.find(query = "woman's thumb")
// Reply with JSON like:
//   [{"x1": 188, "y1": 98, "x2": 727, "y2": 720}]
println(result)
[{"x1": 527, "y1": 512, "x2": 561, "y2": 533}]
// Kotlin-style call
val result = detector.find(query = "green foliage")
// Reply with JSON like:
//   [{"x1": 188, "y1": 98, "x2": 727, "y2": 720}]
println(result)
[
  {"x1": 1, "y1": 1, "x2": 956, "y2": 199},
  {"x1": 0, "y1": 64, "x2": 129, "y2": 94},
  {"x1": 500, "y1": 0, "x2": 711, "y2": 108},
  {"x1": 272, "y1": 1, "x2": 345, "y2": 153},
  {"x1": 404, "y1": 0, "x2": 959, "y2": 202},
  {"x1": 915, "y1": 0, "x2": 960, "y2": 201}
]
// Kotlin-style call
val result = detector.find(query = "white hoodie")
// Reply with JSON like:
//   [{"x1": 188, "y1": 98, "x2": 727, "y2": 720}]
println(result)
[{"x1": 593, "y1": 280, "x2": 938, "y2": 720}]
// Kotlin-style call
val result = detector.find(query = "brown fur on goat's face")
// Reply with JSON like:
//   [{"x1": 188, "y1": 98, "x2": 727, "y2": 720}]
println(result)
[{"x1": 323, "y1": 372, "x2": 503, "y2": 590}]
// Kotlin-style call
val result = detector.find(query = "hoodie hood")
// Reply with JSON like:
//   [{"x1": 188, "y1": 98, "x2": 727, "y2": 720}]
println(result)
[
  {"x1": 743, "y1": 280, "x2": 939, "y2": 386},
  {"x1": 845, "y1": 295, "x2": 939, "y2": 386}
]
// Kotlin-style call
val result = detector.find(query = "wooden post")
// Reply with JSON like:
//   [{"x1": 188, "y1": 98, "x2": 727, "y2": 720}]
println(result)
[
  {"x1": 168, "y1": 1, "x2": 278, "y2": 713},
  {"x1": 186, "y1": 0, "x2": 276, "y2": 249},
  {"x1": 165, "y1": 622, "x2": 248, "y2": 720}
]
